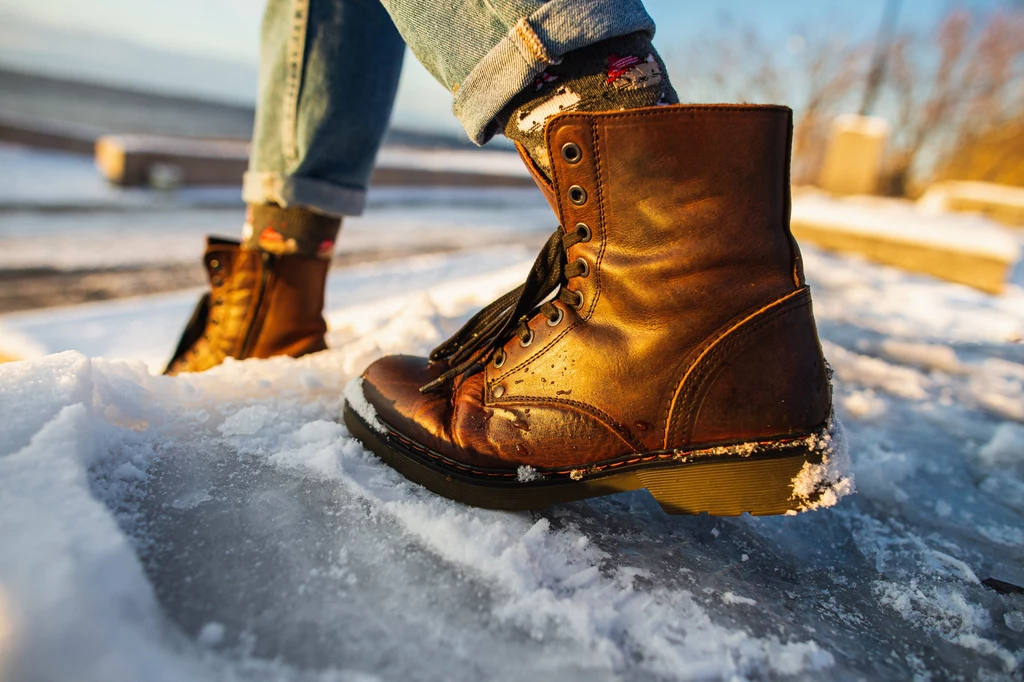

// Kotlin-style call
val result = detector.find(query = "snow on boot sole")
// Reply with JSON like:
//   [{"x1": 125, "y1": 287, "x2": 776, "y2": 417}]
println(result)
[{"x1": 343, "y1": 403, "x2": 840, "y2": 515}]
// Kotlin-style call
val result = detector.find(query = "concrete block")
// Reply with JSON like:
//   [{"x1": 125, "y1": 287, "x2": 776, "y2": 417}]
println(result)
[
  {"x1": 94, "y1": 134, "x2": 536, "y2": 188},
  {"x1": 95, "y1": 134, "x2": 249, "y2": 187},
  {"x1": 819, "y1": 115, "x2": 890, "y2": 196},
  {"x1": 791, "y1": 191, "x2": 1020, "y2": 295},
  {"x1": 919, "y1": 181, "x2": 1024, "y2": 228}
]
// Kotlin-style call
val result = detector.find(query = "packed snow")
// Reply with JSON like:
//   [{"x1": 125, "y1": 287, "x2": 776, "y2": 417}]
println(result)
[
  {"x1": 2, "y1": 189, "x2": 1024, "y2": 680},
  {"x1": 792, "y1": 190, "x2": 1021, "y2": 262}
]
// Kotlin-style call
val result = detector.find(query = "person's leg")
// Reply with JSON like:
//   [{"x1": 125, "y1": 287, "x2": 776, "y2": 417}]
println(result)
[
  {"x1": 165, "y1": 0, "x2": 405, "y2": 375},
  {"x1": 244, "y1": 0, "x2": 406, "y2": 253},
  {"x1": 349, "y1": 2, "x2": 843, "y2": 513}
]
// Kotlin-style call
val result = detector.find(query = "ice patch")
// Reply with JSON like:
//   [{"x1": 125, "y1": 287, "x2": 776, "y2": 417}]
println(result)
[
  {"x1": 170, "y1": 490, "x2": 213, "y2": 511},
  {"x1": 0, "y1": 401, "x2": 210, "y2": 681}
]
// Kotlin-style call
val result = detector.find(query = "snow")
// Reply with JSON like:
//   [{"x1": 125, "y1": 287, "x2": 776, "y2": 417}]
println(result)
[
  {"x1": 516, "y1": 465, "x2": 543, "y2": 483},
  {"x1": 793, "y1": 191, "x2": 1021, "y2": 262},
  {"x1": 788, "y1": 417, "x2": 855, "y2": 513},
  {"x1": 978, "y1": 422, "x2": 1024, "y2": 471},
  {"x1": 0, "y1": 249, "x2": 534, "y2": 368},
  {"x1": 343, "y1": 378, "x2": 385, "y2": 435},
  {"x1": 2, "y1": 181, "x2": 1024, "y2": 679},
  {"x1": 0, "y1": 143, "x2": 240, "y2": 212},
  {"x1": 375, "y1": 146, "x2": 529, "y2": 177},
  {"x1": 719, "y1": 592, "x2": 757, "y2": 607}
]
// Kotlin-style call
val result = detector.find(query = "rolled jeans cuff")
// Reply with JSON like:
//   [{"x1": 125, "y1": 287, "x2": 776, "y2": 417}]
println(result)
[
  {"x1": 242, "y1": 171, "x2": 367, "y2": 217},
  {"x1": 452, "y1": 0, "x2": 656, "y2": 145}
]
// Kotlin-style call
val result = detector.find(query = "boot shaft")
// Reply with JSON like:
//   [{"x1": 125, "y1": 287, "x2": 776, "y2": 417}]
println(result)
[
  {"x1": 484, "y1": 105, "x2": 828, "y2": 453},
  {"x1": 164, "y1": 238, "x2": 327, "y2": 374},
  {"x1": 543, "y1": 105, "x2": 803, "y2": 336}
]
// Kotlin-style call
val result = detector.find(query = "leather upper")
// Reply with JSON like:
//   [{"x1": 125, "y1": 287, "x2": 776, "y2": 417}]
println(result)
[
  {"x1": 164, "y1": 238, "x2": 328, "y2": 375},
  {"x1": 362, "y1": 105, "x2": 830, "y2": 470}
]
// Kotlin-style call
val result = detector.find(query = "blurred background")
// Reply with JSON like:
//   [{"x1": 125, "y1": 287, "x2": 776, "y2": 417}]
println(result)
[
  {"x1": 0, "y1": 0, "x2": 1022, "y2": 352},
  {"x1": 2, "y1": 0, "x2": 1021, "y2": 187}
]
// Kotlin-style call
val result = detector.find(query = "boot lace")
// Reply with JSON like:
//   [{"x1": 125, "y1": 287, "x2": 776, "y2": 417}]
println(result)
[{"x1": 421, "y1": 223, "x2": 590, "y2": 393}]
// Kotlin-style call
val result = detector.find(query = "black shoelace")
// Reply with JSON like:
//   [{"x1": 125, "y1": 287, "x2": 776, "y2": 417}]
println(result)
[{"x1": 420, "y1": 224, "x2": 591, "y2": 393}]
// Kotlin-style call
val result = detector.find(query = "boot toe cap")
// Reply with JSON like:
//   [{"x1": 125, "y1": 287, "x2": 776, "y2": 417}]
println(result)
[{"x1": 360, "y1": 354, "x2": 454, "y2": 448}]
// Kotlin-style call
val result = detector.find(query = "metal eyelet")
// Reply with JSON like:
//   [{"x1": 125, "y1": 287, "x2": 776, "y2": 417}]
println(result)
[
  {"x1": 547, "y1": 307, "x2": 564, "y2": 327},
  {"x1": 520, "y1": 329, "x2": 535, "y2": 348},
  {"x1": 209, "y1": 259, "x2": 221, "y2": 270},
  {"x1": 211, "y1": 276, "x2": 223, "y2": 286},
  {"x1": 568, "y1": 185, "x2": 587, "y2": 205},
  {"x1": 492, "y1": 384, "x2": 506, "y2": 399},
  {"x1": 576, "y1": 257, "x2": 590, "y2": 278},
  {"x1": 561, "y1": 142, "x2": 582, "y2": 164},
  {"x1": 493, "y1": 349, "x2": 506, "y2": 368},
  {"x1": 575, "y1": 223, "x2": 592, "y2": 242},
  {"x1": 569, "y1": 289, "x2": 584, "y2": 310}
]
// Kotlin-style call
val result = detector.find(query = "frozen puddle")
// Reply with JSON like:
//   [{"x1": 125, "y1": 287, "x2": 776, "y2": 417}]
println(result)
[{"x1": 1, "y1": 244, "x2": 1023, "y2": 680}]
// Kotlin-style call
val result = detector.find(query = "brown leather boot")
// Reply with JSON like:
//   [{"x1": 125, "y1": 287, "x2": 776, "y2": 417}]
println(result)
[
  {"x1": 345, "y1": 104, "x2": 844, "y2": 515},
  {"x1": 164, "y1": 237, "x2": 328, "y2": 375}
]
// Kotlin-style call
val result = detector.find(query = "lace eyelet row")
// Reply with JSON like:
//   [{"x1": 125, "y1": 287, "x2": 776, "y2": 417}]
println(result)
[
  {"x1": 563, "y1": 140, "x2": 591, "y2": 311},
  {"x1": 490, "y1": 139, "x2": 591, "y2": 374}
]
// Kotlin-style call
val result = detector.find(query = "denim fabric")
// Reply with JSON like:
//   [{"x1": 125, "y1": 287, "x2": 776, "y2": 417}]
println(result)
[
  {"x1": 381, "y1": 0, "x2": 656, "y2": 143},
  {"x1": 247, "y1": 0, "x2": 656, "y2": 215},
  {"x1": 244, "y1": 0, "x2": 405, "y2": 217}
]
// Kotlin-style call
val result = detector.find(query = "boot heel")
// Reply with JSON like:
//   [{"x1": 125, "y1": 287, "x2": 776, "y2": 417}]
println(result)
[{"x1": 635, "y1": 453, "x2": 813, "y2": 516}]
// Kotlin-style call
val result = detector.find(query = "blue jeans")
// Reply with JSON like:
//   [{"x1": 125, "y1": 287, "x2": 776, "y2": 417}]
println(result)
[{"x1": 244, "y1": 0, "x2": 656, "y2": 217}]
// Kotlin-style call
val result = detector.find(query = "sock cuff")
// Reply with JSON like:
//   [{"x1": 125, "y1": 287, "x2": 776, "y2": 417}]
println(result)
[{"x1": 243, "y1": 204, "x2": 341, "y2": 259}]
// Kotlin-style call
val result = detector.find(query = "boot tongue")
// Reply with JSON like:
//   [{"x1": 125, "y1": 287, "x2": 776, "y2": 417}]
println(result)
[{"x1": 421, "y1": 228, "x2": 569, "y2": 393}]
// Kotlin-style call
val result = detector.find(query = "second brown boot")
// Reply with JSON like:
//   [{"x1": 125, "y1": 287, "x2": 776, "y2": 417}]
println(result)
[
  {"x1": 164, "y1": 237, "x2": 329, "y2": 375},
  {"x1": 345, "y1": 104, "x2": 850, "y2": 516}
]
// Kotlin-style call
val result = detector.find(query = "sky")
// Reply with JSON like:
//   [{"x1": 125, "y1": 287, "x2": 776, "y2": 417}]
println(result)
[{"x1": 0, "y1": 0, "x2": 1016, "y2": 137}]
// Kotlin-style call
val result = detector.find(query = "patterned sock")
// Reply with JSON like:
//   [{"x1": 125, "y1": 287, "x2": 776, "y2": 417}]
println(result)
[
  {"x1": 241, "y1": 204, "x2": 341, "y2": 260},
  {"x1": 501, "y1": 32, "x2": 678, "y2": 179}
]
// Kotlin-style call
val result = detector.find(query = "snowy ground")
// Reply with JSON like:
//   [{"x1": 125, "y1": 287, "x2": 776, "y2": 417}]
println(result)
[{"x1": 2, "y1": 171, "x2": 1024, "y2": 679}]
